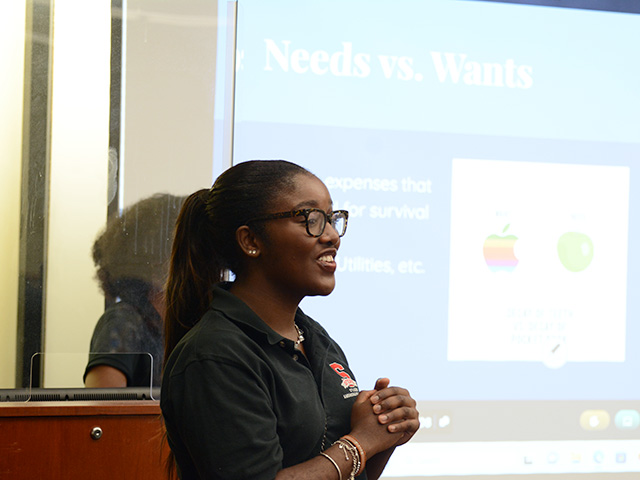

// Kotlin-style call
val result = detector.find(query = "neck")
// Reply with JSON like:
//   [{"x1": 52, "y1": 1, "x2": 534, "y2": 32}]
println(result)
[{"x1": 229, "y1": 278, "x2": 301, "y2": 341}]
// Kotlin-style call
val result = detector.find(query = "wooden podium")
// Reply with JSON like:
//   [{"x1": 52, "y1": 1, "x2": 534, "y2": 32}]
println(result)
[{"x1": 0, "y1": 401, "x2": 169, "y2": 479}]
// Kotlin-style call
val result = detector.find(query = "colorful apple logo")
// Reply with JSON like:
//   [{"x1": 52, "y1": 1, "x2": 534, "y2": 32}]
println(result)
[
  {"x1": 557, "y1": 231, "x2": 593, "y2": 272},
  {"x1": 483, "y1": 224, "x2": 519, "y2": 272}
]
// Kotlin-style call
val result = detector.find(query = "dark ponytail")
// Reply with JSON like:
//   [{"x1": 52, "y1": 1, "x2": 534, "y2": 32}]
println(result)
[{"x1": 163, "y1": 190, "x2": 223, "y2": 358}]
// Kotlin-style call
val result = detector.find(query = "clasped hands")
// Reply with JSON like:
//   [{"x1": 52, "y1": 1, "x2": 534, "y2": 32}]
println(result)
[{"x1": 351, "y1": 377, "x2": 420, "y2": 455}]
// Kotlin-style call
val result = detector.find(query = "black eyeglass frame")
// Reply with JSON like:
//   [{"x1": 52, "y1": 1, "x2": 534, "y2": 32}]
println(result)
[{"x1": 247, "y1": 208, "x2": 349, "y2": 237}]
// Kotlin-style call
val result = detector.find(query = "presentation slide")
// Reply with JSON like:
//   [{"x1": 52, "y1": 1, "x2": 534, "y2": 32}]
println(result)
[{"x1": 217, "y1": 0, "x2": 640, "y2": 478}]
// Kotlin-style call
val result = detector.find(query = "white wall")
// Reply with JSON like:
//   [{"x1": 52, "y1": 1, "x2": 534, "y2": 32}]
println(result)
[
  {"x1": 122, "y1": 0, "x2": 218, "y2": 206},
  {"x1": 0, "y1": 0, "x2": 27, "y2": 389},
  {"x1": 43, "y1": 0, "x2": 112, "y2": 387}
]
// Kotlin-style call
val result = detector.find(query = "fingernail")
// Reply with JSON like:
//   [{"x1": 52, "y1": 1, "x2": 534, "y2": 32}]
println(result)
[
  {"x1": 373, "y1": 405, "x2": 382, "y2": 413},
  {"x1": 380, "y1": 414, "x2": 388, "y2": 422},
  {"x1": 371, "y1": 395, "x2": 379, "y2": 403}
]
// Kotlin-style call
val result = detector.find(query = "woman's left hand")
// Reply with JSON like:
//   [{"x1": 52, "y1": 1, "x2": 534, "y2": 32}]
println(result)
[{"x1": 369, "y1": 378, "x2": 420, "y2": 447}]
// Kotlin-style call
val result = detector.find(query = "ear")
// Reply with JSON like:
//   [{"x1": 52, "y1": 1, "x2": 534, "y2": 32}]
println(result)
[{"x1": 235, "y1": 225, "x2": 261, "y2": 257}]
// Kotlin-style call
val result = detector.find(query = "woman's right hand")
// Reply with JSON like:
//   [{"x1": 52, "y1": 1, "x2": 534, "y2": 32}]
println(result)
[
  {"x1": 348, "y1": 389, "x2": 404, "y2": 457},
  {"x1": 369, "y1": 378, "x2": 419, "y2": 447}
]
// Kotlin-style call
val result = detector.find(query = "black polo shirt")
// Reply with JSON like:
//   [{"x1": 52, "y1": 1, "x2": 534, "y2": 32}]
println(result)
[
  {"x1": 84, "y1": 302, "x2": 163, "y2": 386},
  {"x1": 161, "y1": 283, "x2": 365, "y2": 480}
]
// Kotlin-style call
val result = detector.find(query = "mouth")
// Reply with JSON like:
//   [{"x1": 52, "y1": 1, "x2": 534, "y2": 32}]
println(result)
[
  {"x1": 318, "y1": 253, "x2": 336, "y2": 264},
  {"x1": 317, "y1": 251, "x2": 337, "y2": 273}
]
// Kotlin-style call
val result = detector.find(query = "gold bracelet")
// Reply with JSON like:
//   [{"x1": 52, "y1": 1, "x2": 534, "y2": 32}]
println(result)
[
  {"x1": 320, "y1": 452, "x2": 342, "y2": 480},
  {"x1": 333, "y1": 439, "x2": 360, "y2": 480},
  {"x1": 341, "y1": 435, "x2": 367, "y2": 476}
]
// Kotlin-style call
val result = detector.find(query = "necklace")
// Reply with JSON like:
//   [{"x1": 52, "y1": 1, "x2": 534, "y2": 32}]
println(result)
[{"x1": 294, "y1": 323, "x2": 305, "y2": 346}]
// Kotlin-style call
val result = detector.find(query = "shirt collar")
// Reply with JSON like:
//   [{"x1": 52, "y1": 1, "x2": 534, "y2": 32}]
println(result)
[{"x1": 210, "y1": 282, "x2": 312, "y2": 346}]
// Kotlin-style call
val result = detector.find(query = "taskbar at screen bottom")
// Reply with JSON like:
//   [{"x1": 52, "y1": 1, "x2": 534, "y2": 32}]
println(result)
[
  {"x1": 411, "y1": 400, "x2": 640, "y2": 442},
  {"x1": 381, "y1": 439, "x2": 640, "y2": 479}
]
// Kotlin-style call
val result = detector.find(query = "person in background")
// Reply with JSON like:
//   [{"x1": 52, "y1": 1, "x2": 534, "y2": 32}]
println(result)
[
  {"x1": 84, "y1": 193, "x2": 184, "y2": 388},
  {"x1": 161, "y1": 160, "x2": 419, "y2": 479}
]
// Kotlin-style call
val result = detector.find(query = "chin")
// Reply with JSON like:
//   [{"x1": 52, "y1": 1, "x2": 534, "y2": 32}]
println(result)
[{"x1": 308, "y1": 282, "x2": 336, "y2": 298}]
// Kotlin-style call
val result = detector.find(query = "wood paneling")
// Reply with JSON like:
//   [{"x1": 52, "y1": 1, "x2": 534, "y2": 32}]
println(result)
[{"x1": 0, "y1": 401, "x2": 169, "y2": 480}]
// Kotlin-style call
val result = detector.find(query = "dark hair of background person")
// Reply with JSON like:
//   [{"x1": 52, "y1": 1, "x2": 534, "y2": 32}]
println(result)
[
  {"x1": 163, "y1": 160, "x2": 314, "y2": 362},
  {"x1": 93, "y1": 193, "x2": 185, "y2": 335}
]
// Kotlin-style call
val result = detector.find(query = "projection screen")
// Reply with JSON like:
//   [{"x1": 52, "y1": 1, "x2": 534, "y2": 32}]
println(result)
[{"x1": 213, "y1": 1, "x2": 640, "y2": 478}]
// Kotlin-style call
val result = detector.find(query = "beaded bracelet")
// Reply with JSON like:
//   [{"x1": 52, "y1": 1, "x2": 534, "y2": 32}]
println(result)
[
  {"x1": 341, "y1": 435, "x2": 367, "y2": 476},
  {"x1": 333, "y1": 439, "x2": 360, "y2": 480},
  {"x1": 320, "y1": 452, "x2": 342, "y2": 480}
]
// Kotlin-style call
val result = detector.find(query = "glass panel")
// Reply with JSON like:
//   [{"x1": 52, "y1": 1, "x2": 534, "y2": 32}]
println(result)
[
  {"x1": 2, "y1": 0, "x2": 222, "y2": 390},
  {"x1": 0, "y1": 352, "x2": 156, "y2": 402}
]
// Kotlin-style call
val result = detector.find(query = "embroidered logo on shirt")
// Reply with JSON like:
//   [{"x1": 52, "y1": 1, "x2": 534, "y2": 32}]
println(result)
[{"x1": 329, "y1": 362, "x2": 358, "y2": 389}]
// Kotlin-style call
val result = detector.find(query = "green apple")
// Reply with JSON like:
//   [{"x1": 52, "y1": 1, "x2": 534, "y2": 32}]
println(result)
[{"x1": 557, "y1": 232, "x2": 593, "y2": 272}]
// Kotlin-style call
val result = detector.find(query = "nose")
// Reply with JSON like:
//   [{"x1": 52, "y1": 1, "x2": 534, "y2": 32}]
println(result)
[{"x1": 321, "y1": 222, "x2": 341, "y2": 247}]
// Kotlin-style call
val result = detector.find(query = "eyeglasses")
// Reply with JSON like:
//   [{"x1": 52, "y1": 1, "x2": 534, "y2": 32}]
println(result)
[{"x1": 248, "y1": 208, "x2": 349, "y2": 237}]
